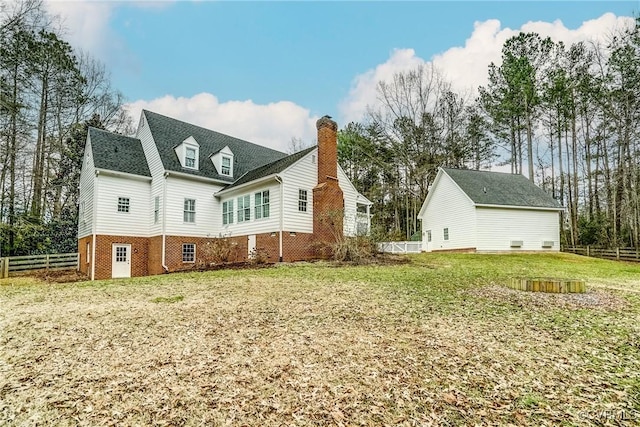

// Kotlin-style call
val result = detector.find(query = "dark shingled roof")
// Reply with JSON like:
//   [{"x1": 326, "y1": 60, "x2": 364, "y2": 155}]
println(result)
[
  {"x1": 223, "y1": 146, "x2": 316, "y2": 191},
  {"x1": 143, "y1": 110, "x2": 287, "y2": 182},
  {"x1": 89, "y1": 127, "x2": 150, "y2": 177},
  {"x1": 442, "y1": 168, "x2": 561, "y2": 209}
]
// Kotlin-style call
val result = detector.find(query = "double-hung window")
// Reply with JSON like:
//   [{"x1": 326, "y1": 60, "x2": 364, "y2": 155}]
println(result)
[
  {"x1": 237, "y1": 195, "x2": 250, "y2": 222},
  {"x1": 254, "y1": 190, "x2": 270, "y2": 219},
  {"x1": 154, "y1": 196, "x2": 160, "y2": 224},
  {"x1": 298, "y1": 189, "x2": 308, "y2": 212},
  {"x1": 118, "y1": 197, "x2": 130, "y2": 213},
  {"x1": 221, "y1": 156, "x2": 231, "y2": 175},
  {"x1": 184, "y1": 199, "x2": 196, "y2": 223},
  {"x1": 185, "y1": 147, "x2": 196, "y2": 168},
  {"x1": 182, "y1": 244, "x2": 195, "y2": 263},
  {"x1": 222, "y1": 200, "x2": 234, "y2": 225}
]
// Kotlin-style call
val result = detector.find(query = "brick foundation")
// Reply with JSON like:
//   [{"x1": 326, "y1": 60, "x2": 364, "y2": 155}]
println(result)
[
  {"x1": 77, "y1": 235, "x2": 93, "y2": 277},
  {"x1": 90, "y1": 235, "x2": 149, "y2": 280}
]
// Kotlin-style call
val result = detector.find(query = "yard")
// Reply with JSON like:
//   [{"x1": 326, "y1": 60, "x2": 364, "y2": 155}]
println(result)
[{"x1": 1, "y1": 253, "x2": 639, "y2": 426}]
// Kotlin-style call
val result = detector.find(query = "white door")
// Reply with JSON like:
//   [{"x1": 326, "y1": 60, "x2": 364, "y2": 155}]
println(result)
[
  {"x1": 248, "y1": 235, "x2": 256, "y2": 259},
  {"x1": 112, "y1": 244, "x2": 131, "y2": 278},
  {"x1": 423, "y1": 230, "x2": 432, "y2": 252}
]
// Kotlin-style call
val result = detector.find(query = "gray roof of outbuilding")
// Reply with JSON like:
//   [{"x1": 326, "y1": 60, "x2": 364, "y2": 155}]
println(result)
[
  {"x1": 224, "y1": 146, "x2": 316, "y2": 191},
  {"x1": 143, "y1": 110, "x2": 287, "y2": 182},
  {"x1": 89, "y1": 127, "x2": 151, "y2": 177},
  {"x1": 442, "y1": 168, "x2": 561, "y2": 209}
]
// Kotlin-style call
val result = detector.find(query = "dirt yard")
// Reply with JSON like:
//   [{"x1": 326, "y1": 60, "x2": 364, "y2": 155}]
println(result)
[{"x1": 1, "y1": 254, "x2": 639, "y2": 426}]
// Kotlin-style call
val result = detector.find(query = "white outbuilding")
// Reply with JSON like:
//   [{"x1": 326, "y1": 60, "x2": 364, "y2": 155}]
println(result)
[{"x1": 417, "y1": 168, "x2": 563, "y2": 252}]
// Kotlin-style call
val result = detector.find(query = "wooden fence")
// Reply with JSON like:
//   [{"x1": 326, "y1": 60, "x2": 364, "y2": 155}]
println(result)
[
  {"x1": 378, "y1": 241, "x2": 423, "y2": 254},
  {"x1": 562, "y1": 246, "x2": 640, "y2": 263},
  {"x1": 0, "y1": 252, "x2": 79, "y2": 278}
]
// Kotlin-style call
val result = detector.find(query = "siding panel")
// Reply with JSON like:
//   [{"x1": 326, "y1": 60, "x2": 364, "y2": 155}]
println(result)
[
  {"x1": 281, "y1": 149, "x2": 316, "y2": 233},
  {"x1": 164, "y1": 177, "x2": 224, "y2": 237},
  {"x1": 95, "y1": 175, "x2": 151, "y2": 236},
  {"x1": 421, "y1": 173, "x2": 477, "y2": 251},
  {"x1": 338, "y1": 166, "x2": 360, "y2": 237},
  {"x1": 78, "y1": 136, "x2": 95, "y2": 238},
  {"x1": 218, "y1": 182, "x2": 281, "y2": 236},
  {"x1": 137, "y1": 111, "x2": 166, "y2": 235},
  {"x1": 476, "y1": 207, "x2": 560, "y2": 251}
]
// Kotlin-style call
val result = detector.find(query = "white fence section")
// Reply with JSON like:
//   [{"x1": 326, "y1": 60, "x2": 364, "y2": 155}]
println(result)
[
  {"x1": 378, "y1": 241, "x2": 422, "y2": 254},
  {"x1": 0, "y1": 252, "x2": 79, "y2": 278}
]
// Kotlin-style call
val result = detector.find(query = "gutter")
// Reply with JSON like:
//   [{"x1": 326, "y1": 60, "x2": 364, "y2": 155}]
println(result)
[
  {"x1": 215, "y1": 174, "x2": 279, "y2": 197},
  {"x1": 165, "y1": 169, "x2": 229, "y2": 185},
  {"x1": 95, "y1": 168, "x2": 152, "y2": 182},
  {"x1": 474, "y1": 203, "x2": 564, "y2": 212},
  {"x1": 275, "y1": 175, "x2": 284, "y2": 262},
  {"x1": 91, "y1": 173, "x2": 98, "y2": 281},
  {"x1": 162, "y1": 172, "x2": 169, "y2": 272}
]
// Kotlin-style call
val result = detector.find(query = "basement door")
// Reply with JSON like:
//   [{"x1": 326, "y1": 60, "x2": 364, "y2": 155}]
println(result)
[
  {"x1": 112, "y1": 244, "x2": 131, "y2": 278},
  {"x1": 248, "y1": 235, "x2": 256, "y2": 259}
]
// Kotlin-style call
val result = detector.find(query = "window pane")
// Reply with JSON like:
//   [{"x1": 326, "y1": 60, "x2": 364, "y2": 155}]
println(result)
[
  {"x1": 118, "y1": 197, "x2": 130, "y2": 213},
  {"x1": 182, "y1": 244, "x2": 195, "y2": 262},
  {"x1": 186, "y1": 148, "x2": 196, "y2": 168},
  {"x1": 184, "y1": 199, "x2": 195, "y2": 223}
]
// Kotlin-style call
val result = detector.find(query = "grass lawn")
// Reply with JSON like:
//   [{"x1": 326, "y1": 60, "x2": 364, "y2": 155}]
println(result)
[{"x1": 1, "y1": 253, "x2": 639, "y2": 426}]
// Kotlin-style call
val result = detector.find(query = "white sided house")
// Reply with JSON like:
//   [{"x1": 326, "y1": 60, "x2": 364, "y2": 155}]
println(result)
[
  {"x1": 417, "y1": 168, "x2": 563, "y2": 253},
  {"x1": 78, "y1": 111, "x2": 372, "y2": 280}
]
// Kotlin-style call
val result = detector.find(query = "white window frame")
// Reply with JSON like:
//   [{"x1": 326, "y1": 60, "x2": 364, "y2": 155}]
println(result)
[
  {"x1": 117, "y1": 197, "x2": 130, "y2": 213},
  {"x1": 254, "y1": 190, "x2": 270, "y2": 219},
  {"x1": 298, "y1": 189, "x2": 308, "y2": 212},
  {"x1": 443, "y1": 227, "x2": 449, "y2": 241},
  {"x1": 86, "y1": 242, "x2": 90, "y2": 264},
  {"x1": 183, "y1": 198, "x2": 196, "y2": 223},
  {"x1": 154, "y1": 196, "x2": 160, "y2": 224},
  {"x1": 185, "y1": 147, "x2": 197, "y2": 169},
  {"x1": 221, "y1": 156, "x2": 231, "y2": 176},
  {"x1": 182, "y1": 243, "x2": 195, "y2": 263},
  {"x1": 427, "y1": 230, "x2": 432, "y2": 242},
  {"x1": 222, "y1": 200, "x2": 234, "y2": 225},
  {"x1": 237, "y1": 195, "x2": 250, "y2": 222}
]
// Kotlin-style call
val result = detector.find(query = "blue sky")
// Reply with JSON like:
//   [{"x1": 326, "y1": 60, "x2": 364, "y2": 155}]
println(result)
[{"x1": 47, "y1": 1, "x2": 638, "y2": 151}]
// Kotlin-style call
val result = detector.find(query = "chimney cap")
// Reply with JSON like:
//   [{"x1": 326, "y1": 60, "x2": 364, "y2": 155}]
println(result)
[{"x1": 316, "y1": 115, "x2": 337, "y2": 131}]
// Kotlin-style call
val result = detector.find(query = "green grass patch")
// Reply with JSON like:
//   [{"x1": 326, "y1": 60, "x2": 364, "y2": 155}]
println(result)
[{"x1": 151, "y1": 295, "x2": 184, "y2": 303}]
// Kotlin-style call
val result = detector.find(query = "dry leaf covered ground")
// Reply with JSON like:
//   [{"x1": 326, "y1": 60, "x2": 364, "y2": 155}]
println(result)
[{"x1": 1, "y1": 253, "x2": 639, "y2": 426}]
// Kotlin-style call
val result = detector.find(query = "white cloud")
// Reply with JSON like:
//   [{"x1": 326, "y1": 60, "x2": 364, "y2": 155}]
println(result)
[
  {"x1": 126, "y1": 93, "x2": 319, "y2": 153},
  {"x1": 43, "y1": 0, "x2": 169, "y2": 63},
  {"x1": 44, "y1": 0, "x2": 115, "y2": 58},
  {"x1": 339, "y1": 48, "x2": 426, "y2": 123},
  {"x1": 340, "y1": 13, "x2": 635, "y2": 123}
]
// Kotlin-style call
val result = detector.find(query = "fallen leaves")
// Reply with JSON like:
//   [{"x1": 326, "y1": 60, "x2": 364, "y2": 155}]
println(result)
[{"x1": 1, "y1": 256, "x2": 639, "y2": 425}]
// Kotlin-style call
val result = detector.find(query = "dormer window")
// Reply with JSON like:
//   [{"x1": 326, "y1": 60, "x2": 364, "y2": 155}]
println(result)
[
  {"x1": 175, "y1": 136, "x2": 199, "y2": 170},
  {"x1": 221, "y1": 156, "x2": 231, "y2": 175},
  {"x1": 211, "y1": 146, "x2": 234, "y2": 178},
  {"x1": 185, "y1": 148, "x2": 196, "y2": 168}
]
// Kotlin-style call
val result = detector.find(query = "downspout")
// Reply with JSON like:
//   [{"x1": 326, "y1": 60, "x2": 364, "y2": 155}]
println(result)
[
  {"x1": 161, "y1": 172, "x2": 169, "y2": 272},
  {"x1": 91, "y1": 171, "x2": 98, "y2": 280},
  {"x1": 275, "y1": 175, "x2": 283, "y2": 262}
]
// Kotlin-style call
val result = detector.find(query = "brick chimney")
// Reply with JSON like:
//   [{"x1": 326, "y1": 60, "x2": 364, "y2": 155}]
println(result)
[
  {"x1": 316, "y1": 115, "x2": 338, "y2": 183},
  {"x1": 313, "y1": 115, "x2": 343, "y2": 254}
]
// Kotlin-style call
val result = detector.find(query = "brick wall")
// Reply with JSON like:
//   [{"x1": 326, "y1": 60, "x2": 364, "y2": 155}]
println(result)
[
  {"x1": 93, "y1": 235, "x2": 149, "y2": 280},
  {"x1": 313, "y1": 116, "x2": 344, "y2": 254},
  {"x1": 281, "y1": 231, "x2": 317, "y2": 261},
  {"x1": 77, "y1": 235, "x2": 93, "y2": 277},
  {"x1": 317, "y1": 115, "x2": 338, "y2": 184},
  {"x1": 163, "y1": 235, "x2": 248, "y2": 272},
  {"x1": 148, "y1": 235, "x2": 164, "y2": 276}
]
